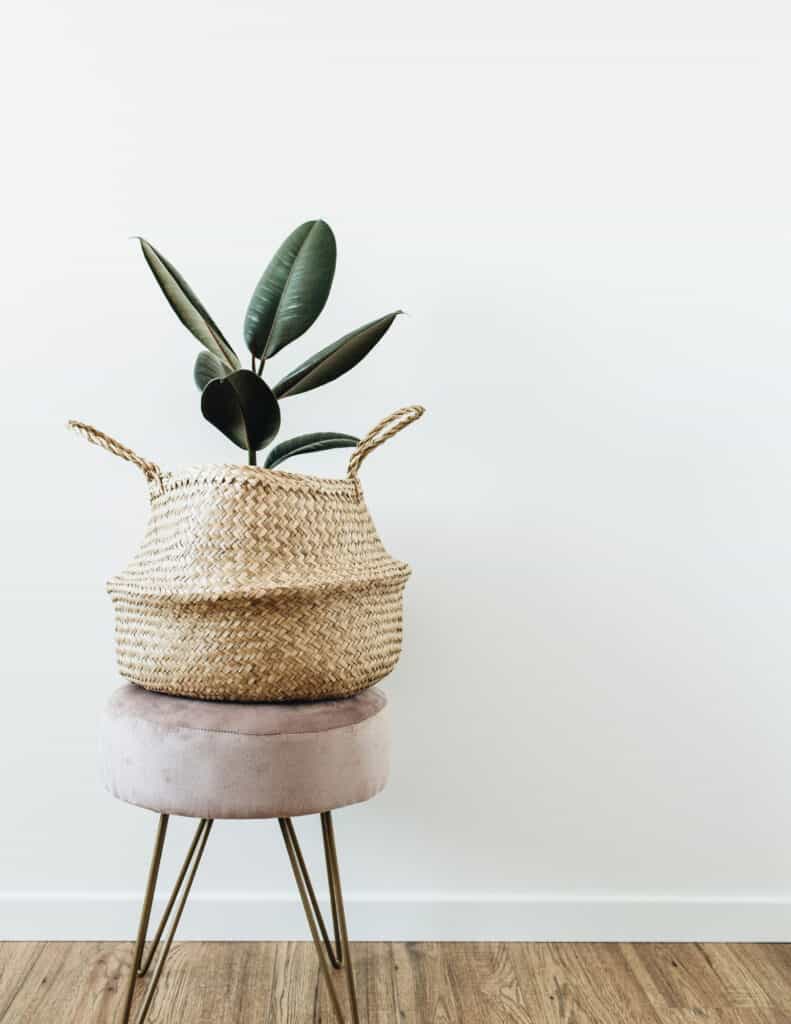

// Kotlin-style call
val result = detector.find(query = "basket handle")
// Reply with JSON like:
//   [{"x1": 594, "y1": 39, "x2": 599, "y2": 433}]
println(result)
[
  {"x1": 347, "y1": 405, "x2": 425, "y2": 479},
  {"x1": 68, "y1": 420, "x2": 164, "y2": 493}
]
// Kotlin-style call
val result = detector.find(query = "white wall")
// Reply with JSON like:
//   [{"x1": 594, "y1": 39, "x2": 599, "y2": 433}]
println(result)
[{"x1": 3, "y1": 2, "x2": 791, "y2": 940}]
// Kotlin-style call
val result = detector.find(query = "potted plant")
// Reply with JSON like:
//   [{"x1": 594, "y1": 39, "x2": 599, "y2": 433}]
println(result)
[{"x1": 71, "y1": 221, "x2": 424, "y2": 702}]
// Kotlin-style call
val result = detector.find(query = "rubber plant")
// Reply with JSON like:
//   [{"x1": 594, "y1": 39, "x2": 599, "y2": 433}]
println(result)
[{"x1": 137, "y1": 220, "x2": 401, "y2": 467}]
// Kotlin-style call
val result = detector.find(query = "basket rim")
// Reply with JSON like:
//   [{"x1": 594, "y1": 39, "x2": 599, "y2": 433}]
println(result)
[{"x1": 150, "y1": 462, "x2": 362, "y2": 496}]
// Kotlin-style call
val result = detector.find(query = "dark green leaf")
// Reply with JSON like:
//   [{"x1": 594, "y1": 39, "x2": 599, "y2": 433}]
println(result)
[
  {"x1": 200, "y1": 369, "x2": 281, "y2": 452},
  {"x1": 244, "y1": 220, "x2": 336, "y2": 359},
  {"x1": 273, "y1": 311, "x2": 402, "y2": 398},
  {"x1": 265, "y1": 432, "x2": 359, "y2": 470},
  {"x1": 138, "y1": 238, "x2": 240, "y2": 369},
  {"x1": 194, "y1": 351, "x2": 233, "y2": 391}
]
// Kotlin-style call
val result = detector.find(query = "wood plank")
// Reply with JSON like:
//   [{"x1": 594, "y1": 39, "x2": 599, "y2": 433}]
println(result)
[
  {"x1": 619, "y1": 941, "x2": 670, "y2": 1014},
  {"x1": 192, "y1": 942, "x2": 276, "y2": 1023},
  {"x1": 451, "y1": 943, "x2": 534, "y2": 1023},
  {"x1": 0, "y1": 943, "x2": 47, "y2": 1022},
  {"x1": 510, "y1": 941, "x2": 664, "y2": 1023},
  {"x1": 266, "y1": 941, "x2": 319, "y2": 1022},
  {"x1": 391, "y1": 941, "x2": 462, "y2": 1022},
  {"x1": 663, "y1": 1011, "x2": 791, "y2": 1023},
  {"x1": 630, "y1": 942, "x2": 741, "y2": 1011},
  {"x1": 364, "y1": 942, "x2": 398, "y2": 1024},
  {"x1": 0, "y1": 942, "x2": 88, "y2": 1024},
  {"x1": 729, "y1": 945, "x2": 791, "y2": 1011},
  {"x1": 67, "y1": 941, "x2": 129, "y2": 1023},
  {"x1": 696, "y1": 944, "x2": 775, "y2": 1010}
]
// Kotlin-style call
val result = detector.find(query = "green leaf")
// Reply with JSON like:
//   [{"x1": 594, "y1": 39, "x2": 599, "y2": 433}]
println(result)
[
  {"x1": 194, "y1": 351, "x2": 233, "y2": 391},
  {"x1": 200, "y1": 369, "x2": 281, "y2": 452},
  {"x1": 273, "y1": 312, "x2": 401, "y2": 399},
  {"x1": 265, "y1": 432, "x2": 359, "y2": 470},
  {"x1": 138, "y1": 238, "x2": 240, "y2": 369},
  {"x1": 244, "y1": 220, "x2": 336, "y2": 359}
]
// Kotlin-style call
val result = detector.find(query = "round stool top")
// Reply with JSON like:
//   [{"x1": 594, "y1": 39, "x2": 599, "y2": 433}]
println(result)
[{"x1": 101, "y1": 684, "x2": 390, "y2": 819}]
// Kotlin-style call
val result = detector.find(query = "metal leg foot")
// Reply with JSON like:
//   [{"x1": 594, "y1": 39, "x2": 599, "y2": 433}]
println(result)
[{"x1": 279, "y1": 813, "x2": 361, "y2": 1024}]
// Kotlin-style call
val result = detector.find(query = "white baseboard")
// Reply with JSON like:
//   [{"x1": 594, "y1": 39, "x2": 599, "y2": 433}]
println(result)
[{"x1": 2, "y1": 892, "x2": 790, "y2": 942}]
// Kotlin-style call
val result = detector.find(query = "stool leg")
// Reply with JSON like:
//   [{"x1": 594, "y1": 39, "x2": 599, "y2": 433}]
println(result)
[
  {"x1": 134, "y1": 819, "x2": 213, "y2": 1024},
  {"x1": 279, "y1": 814, "x2": 361, "y2": 1024},
  {"x1": 120, "y1": 814, "x2": 169, "y2": 1024},
  {"x1": 119, "y1": 815, "x2": 213, "y2": 1024},
  {"x1": 321, "y1": 812, "x2": 361, "y2": 1024},
  {"x1": 138, "y1": 818, "x2": 210, "y2": 976},
  {"x1": 281, "y1": 817, "x2": 343, "y2": 968}
]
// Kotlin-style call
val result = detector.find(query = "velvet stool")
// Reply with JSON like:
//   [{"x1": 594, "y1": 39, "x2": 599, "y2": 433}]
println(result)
[{"x1": 102, "y1": 683, "x2": 390, "y2": 1024}]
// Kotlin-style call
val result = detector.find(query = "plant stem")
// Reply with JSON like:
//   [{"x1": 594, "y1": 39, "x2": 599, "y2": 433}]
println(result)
[{"x1": 248, "y1": 449, "x2": 257, "y2": 466}]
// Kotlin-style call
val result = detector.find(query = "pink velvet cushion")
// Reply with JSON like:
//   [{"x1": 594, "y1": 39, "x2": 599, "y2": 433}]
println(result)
[{"x1": 101, "y1": 684, "x2": 390, "y2": 819}]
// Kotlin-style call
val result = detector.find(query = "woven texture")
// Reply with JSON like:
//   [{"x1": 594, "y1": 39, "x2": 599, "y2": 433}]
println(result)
[{"x1": 70, "y1": 407, "x2": 424, "y2": 702}]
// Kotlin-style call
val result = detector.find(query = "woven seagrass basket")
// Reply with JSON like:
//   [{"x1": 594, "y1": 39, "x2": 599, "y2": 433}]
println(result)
[{"x1": 70, "y1": 406, "x2": 424, "y2": 702}]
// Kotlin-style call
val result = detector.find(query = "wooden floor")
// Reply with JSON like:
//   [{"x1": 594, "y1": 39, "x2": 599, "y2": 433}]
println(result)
[{"x1": 2, "y1": 942, "x2": 791, "y2": 1022}]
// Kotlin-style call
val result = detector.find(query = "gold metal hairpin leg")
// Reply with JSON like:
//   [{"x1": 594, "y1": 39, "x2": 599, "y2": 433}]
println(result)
[
  {"x1": 279, "y1": 812, "x2": 361, "y2": 1024},
  {"x1": 321, "y1": 811, "x2": 361, "y2": 1023},
  {"x1": 137, "y1": 817, "x2": 210, "y2": 976},
  {"x1": 120, "y1": 811, "x2": 359, "y2": 1024},
  {"x1": 120, "y1": 815, "x2": 212, "y2": 1024},
  {"x1": 280, "y1": 815, "x2": 343, "y2": 968}
]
